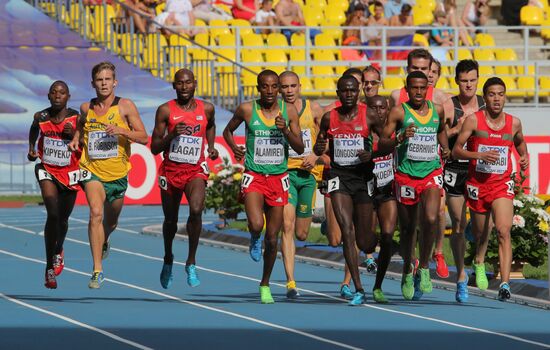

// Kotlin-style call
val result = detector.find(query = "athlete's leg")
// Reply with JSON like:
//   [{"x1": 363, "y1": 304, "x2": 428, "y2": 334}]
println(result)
[
  {"x1": 160, "y1": 189, "x2": 184, "y2": 264},
  {"x1": 281, "y1": 203, "x2": 297, "y2": 283},
  {"x1": 261, "y1": 204, "x2": 284, "y2": 286},
  {"x1": 373, "y1": 199, "x2": 397, "y2": 290},
  {"x1": 447, "y1": 195, "x2": 467, "y2": 281},
  {"x1": 354, "y1": 202, "x2": 376, "y2": 255},
  {"x1": 39, "y1": 179, "x2": 61, "y2": 269},
  {"x1": 83, "y1": 181, "x2": 107, "y2": 272},
  {"x1": 397, "y1": 203, "x2": 419, "y2": 274},
  {"x1": 184, "y1": 178, "x2": 206, "y2": 266},
  {"x1": 103, "y1": 197, "x2": 124, "y2": 242},
  {"x1": 56, "y1": 189, "x2": 77, "y2": 255},
  {"x1": 491, "y1": 198, "x2": 513, "y2": 284},
  {"x1": 331, "y1": 192, "x2": 363, "y2": 292},
  {"x1": 324, "y1": 196, "x2": 352, "y2": 288},
  {"x1": 434, "y1": 193, "x2": 446, "y2": 255},
  {"x1": 418, "y1": 187, "x2": 441, "y2": 269},
  {"x1": 245, "y1": 192, "x2": 266, "y2": 238},
  {"x1": 470, "y1": 209, "x2": 492, "y2": 265}
]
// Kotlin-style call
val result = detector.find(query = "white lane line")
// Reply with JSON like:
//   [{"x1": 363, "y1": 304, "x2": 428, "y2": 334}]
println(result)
[
  {"x1": 0, "y1": 249, "x2": 362, "y2": 350},
  {"x1": 0, "y1": 222, "x2": 36, "y2": 235},
  {"x1": 4, "y1": 222, "x2": 550, "y2": 349},
  {"x1": 68, "y1": 217, "x2": 138, "y2": 234},
  {"x1": 0, "y1": 292, "x2": 153, "y2": 350}
]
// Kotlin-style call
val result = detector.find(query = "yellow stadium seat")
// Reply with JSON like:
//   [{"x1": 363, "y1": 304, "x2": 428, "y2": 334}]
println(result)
[
  {"x1": 449, "y1": 77, "x2": 458, "y2": 90},
  {"x1": 453, "y1": 48, "x2": 473, "y2": 60},
  {"x1": 241, "y1": 50, "x2": 264, "y2": 74},
  {"x1": 242, "y1": 33, "x2": 265, "y2": 55},
  {"x1": 517, "y1": 65, "x2": 535, "y2": 75},
  {"x1": 327, "y1": 0, "x2": 348, "y2": 11},
  {"x1": 194, "y1": 64, "x2": 213, "y2": 96},
  {"x1": 320, "y1": 20, "x2": 343, "y2": 42},
  {"x1": 291, "y1": 32, "x2": 306, "y2": 47},
  {"x1": 216, "y1": 48, "x2": 237, "y2": 73},
  {"x1": 242, "y1": 70, "x2": 258, "y2": 86},
  {"x1": 494, "y1": 49, "x2": 520, "y2": 75},
  {"x1": 324, "y1": 6, "x2": 346, "y2": 25},
  {"x1": 440, "y1": 66, "x2": 451, "y2": 78},
  {"x1": 460, "y1": 33, "x2": 473, "y2": 46},
  {"x1": 192, "y1": 33, "x2": 213, "y2": 60},
  {"x1": 312, "y1": 65, "x2": 334, "y2": 76},
  {"x1": 290, "y1": 34, "x2": 307, "y2": 75},
  {"x1": 539, "y1": 76, "x2": 550, "y2": 97},
  {"x1": 383, "y1": 76, "x2": 404, "y2": 92},
  {"x1": 413, "y1": 6, "x2": 434, "y2": 26},
  {"x1": 215, "y1": 3, "x2": 232, "y2": 15},
  {"x1": 413, "y1": 33, "x2": 430, "y2": 47},
  {"x1": 217, "y1": 33, "x2": 236, "y2": 47},
  {"x1": 304, "y1": 7, "x2": 323, "y2": 26},
  {"x1": 314, "y1": 77, "x2": 336, "y2": 96},
  {"x1": 542, "y1": 19, "x2": 550, "y2": 40},
  {"x1": 195, "y1": 19, "x2": 207, "y2": 27},
  {"x1": 473, "y1": 48, "x2": 495, "y2": 61},
  {"x1": 228, "y1": 19, "x2": 254, "y2": 37},
  {"x1": 300, "y1": 77, "x2": 319, "y2": 97},
  {"x1": 209, "y1": 19, "x2": 231, "y2": 41},
  {"x1": 517, "y1": 76, "x2": 535, "y2": 97},
  {"x1": 119, "y1": 34, "x2": 143, "y2": 65},
  {"x1": 142, "y1": 33, "x2": 168, "y2": 71},
  {"x1": 88, "y1": 5, "x2": 116, "y2": 43},
  {"x1": 435, "y1": 77, "x2": 450, "y2": 90},
  {"x1": 478, "y1": 65, "x2": 494, "y2": 76},
  {"x1": 520, "y1": 5, "x2": 543, "y2": 25},
  {"x1": 265, "y1": 49, "x2": 288, "y2": 74},
  {"x1": 313, "y1": 49, "x2": 337, "y2": 63},
  {"x1": 167, "y1": 45, "x2": 192, "y2": 79},
  {"x1": 474, "y1": 33, "x2": 496, "y2": 47},
  {"x1": 305, "y1": 0, "x2": 327, "y2": 10},
  {"x1": 266, "y1": 33, "x2": 289, "y2": 54},
  {"x1": 500, "y1": 77, "x2": 523, "y2": 98},
  {"x1": 417, "y1": 0, "x2": 437, "y2": 11}
]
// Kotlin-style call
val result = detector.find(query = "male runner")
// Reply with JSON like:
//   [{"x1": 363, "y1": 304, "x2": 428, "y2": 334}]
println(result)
[
  {"x1": 452, "y1": 77, "x2": 529, "y2": 301},
  {"x1": 223, "y1": 70, "x2": 304, "y2": 304},
  {"x1": 69, "y1": 62, "x2": 148, "y2": 289},
  {"x1": 151, "y1": 69, "x2": 218, "y2": 289},
  {"x1": 28, "y1": 81, "x2": 81, "y2": 289}
]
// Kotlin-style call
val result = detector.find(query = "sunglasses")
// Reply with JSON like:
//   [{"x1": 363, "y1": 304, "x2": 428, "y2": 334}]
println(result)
[{"x1": 363, "y1": 80, "x2": 381, "y2": 86}]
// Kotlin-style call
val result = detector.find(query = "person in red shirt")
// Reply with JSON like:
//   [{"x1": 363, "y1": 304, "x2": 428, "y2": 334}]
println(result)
[
  {"x1": 452, "y1": 77, "x2": 529, "y2": 301},
  {"x1": 27, "y1": 81, "x2": 81, "y2": 289},
  {"x1": 151, "y1": 69, "x2": 218, "y2": 289}
]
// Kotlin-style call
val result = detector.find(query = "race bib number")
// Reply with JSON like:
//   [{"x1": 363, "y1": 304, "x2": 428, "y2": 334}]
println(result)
[
  {"x1": 288, "y1": 129, "x2": 312, "y2": 158},
  {"x1": 407, "y1": 133, "x2": 438, "y2": 161},
  {"x1": 158, "y1": 175, "x2": 168, "y2": 190},
  {"x1": 400, "y1": 185, "x2": 415, "y2": 199},
  {"x1": 444, "y1": 170, "x2": 457, "y2": 187},
  {"x1": 168, "y1": 135, "x2": 203, "y2": 164},
  {"x1": 254, "y1": 136, "x2": 285, "y2": 165},
  {"x1": 37, "y1": 169, "x2": 53, "y2": 181},
  {"x1": 88, "y1": 131, "x2": 118, "y2": 159},
  {"x1": 476, "y1": 144, "x2": 508, "y2": 174},
  {"x1": 373, "y1": 156, "x2": 394, "y2": 188},
  {"x1": 506, "y1": 180, "x2": 515, "y2": 195},
  {"x1": 241, "y1": 173, "x2": 254, "y2": 189},
  {"x1": 327, "y1": 177, "x2": 340, "y2": 193},
  {"x1": 200, "y1": 161, "x2": 210, "y2": 175},
  {"x1": 367, "y1": 179, "x2": 374, "y2": 196},
  {"x1": 467, "y1": 184, "x2": 479, "y2": 200},
  {"x1": 68, "y1": 169, "x2": 92, "y2": 185},
  {"x1": 433, "y1": 174, "x2": 444, "y2": 188},
  {"x1": 42, "y1": 137, "x2": 71, "y2": 166},
  {"x1": 333, "y1": 137, "x2": 363, "y2": 166},
  {"x1": 281, "y1": 174, "x2": 290, "y2": 191}
]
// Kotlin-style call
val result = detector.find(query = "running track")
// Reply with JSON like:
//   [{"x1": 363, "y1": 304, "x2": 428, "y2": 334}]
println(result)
[{"x1": 1, "y1": 206, "x2": 549, "y2": 350}]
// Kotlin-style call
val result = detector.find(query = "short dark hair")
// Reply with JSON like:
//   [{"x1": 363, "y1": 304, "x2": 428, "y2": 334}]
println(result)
[
  {"x1": 483, "y1": 77, "x2": 506, "y2": 95},
  {"x1": 257, "y1": 69, "x2": 279, "y2": 85},
  {"x1": 406, "y1": 71, "x2": 428, "y2": 86},
  {"x1": 91, "y1": 61, "x2": 116, "y2": 80},
  {"x1": 337, "y1": 75, "x2": 359, "y2": 89},
  {"x1": 455, "y1": 59, "x2": 479, "y2": 80},
  {"x1": 373, "y1": 1, "x2": 383, "y2": 7},
  {"x1": 50, "y1": 80, "x2": 69, "y2": 93},
  {"x1": 401, "y1": 4, "x2": 412, "y2": 12},
  {"x1": 407, "y1": 49, "x2": 433, "y2": 69},
  {"x1": 343, "y1": 67, "x2": 363, "y2": 78}
]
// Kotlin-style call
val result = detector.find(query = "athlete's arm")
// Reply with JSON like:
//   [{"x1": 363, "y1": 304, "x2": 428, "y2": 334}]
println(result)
[
  {"x1": 442, "y1": 98, "x2": 457, "y2": 137},
  {"x1": 322, "y1": 101, "x2": 337, "y2": 113},
  {"x1": 69, "y1": 102, "x2": 89, "y2": 151},
  {"x1": 223, "y1": 102, "x2": 248, "y2": 161},
  {"x1": 379, "y1": 105, "x2": 402, "y2": 151},
  {"x1": 109, "y1": 98, "x2": 148, "y2": 145},
  {"x1": 434, "y1": 88, "x2": 452, "y2": 105},
  {"x1": 280, "y1": 102, "x2": 304, "y2": 155},
  {"x1": 389, "y1": 89, "x2": 400, "y2": 109},
  {"x1": 313, "y1": 111, "x2": 330, "y2": 156},
  {"x1": 436, "y1": 103, "x2": 450, "y2": 159},
  {"x1": 27, "y1": 112, "x2": 40, "y2": 161},
  {"x1": 150, "y1": 103, "x2": 172, "y2": 155},
  {"x1": 452, "y1": 114, "x2": 499, "y2": 162},
  {"x1": 301, "y1": 100, "x2": 323, "y2": 169},
  {"x1": 513, "y1": 117, "x2": 529, "y2": 171},
  {"x1": 204, "y1": 102, "x2": 219, "y2": 160}
]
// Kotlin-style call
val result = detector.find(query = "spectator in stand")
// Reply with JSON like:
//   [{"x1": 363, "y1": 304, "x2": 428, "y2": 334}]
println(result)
[
  {"x1": 252, "y1": 0, "x2": 278, "y2": 35},
  {"x1": 436, "y1": 0, "x2": 470, "y2": 45},
  {"x1": 192, "y1": 0, "x2": 232, "y2": 22},
  {"x1": 501, "y1": 0, "x2": 528, "y2": 26},
  {"x1": 155, "y1": 0, "x2": 199, "y2": 36},
  {"x1": 341, "y1": 36, "x2": 369, "y2": 61},
  {"x1": 364, "y1": 1, "x2": 388, "y2": 61},
  {"x1": 232, "y1": 0, "x2": 258, "y2": 22},
  {"x1": 343, "y1": 4, "x2": 368, "y2": 44},
  {"x1": 389, "y1": 3, "x2": 412, "y2": 26},
  {"x1": 384, "y1": 0, "x2": 410, "y2": 19},
  {"x1": 347, "y1": 0, "x2": 375, "y2": 17},
  {"x1": 275, "y1": 0, "x2": 305, "y2": 42},
  {"x1": 461, "y1": 0, "x2": 490, "y2": 33},
  {"x1": 430, "y1": 10, "x2": 453, "y2": 46}
]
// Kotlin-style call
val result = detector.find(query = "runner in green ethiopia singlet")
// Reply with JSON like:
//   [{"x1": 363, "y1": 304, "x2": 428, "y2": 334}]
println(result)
[
  {"x1": 396, "y1": 100, "x2": 441, "y2": 178},
  {"x1": 244, "y1": 99, "x2": 289, "y2": 175}
]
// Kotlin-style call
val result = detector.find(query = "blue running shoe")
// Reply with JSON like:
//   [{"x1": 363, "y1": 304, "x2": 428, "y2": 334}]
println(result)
[
  {"x1": 249, "y1": 235, "x2": 262, "y2": 262},
  {"x1": 456, "y1": 276, "x2": 469, "y2": 303},
  {"x1": 340, "y1": 284, "x2": 354, "y2": 300},
  {"x1": 412, "y1": 272, "x2": 423, "y2": 301},
  {"x1": 160, "y1": 263, "x2": 173, "y2": 289},
  {"x1": 185, "y1": 264, "x2": 201, "y2": 287},
  {"x1": 498, "y1": 282, "x2": 511, "y2": 301},
  {"x1": 349, "y1": 291, "x2": 366, "y2": 306},
  {"x1": 364, "y1": 257, "x2": 377, "y2": 274},
  {"x1": 88, "y1": 271, "x2": 104, "y2": 289}
]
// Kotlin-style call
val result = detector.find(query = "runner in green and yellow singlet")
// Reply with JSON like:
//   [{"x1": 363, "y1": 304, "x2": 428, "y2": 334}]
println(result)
[{"x1": 223, "y1": 70, "x2": 304, "y2": 304}]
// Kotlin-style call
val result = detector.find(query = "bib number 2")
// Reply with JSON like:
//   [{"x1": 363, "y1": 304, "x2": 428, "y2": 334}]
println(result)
[{"x1": 327, "y1": 177, "x2": 340, "y2": 193}]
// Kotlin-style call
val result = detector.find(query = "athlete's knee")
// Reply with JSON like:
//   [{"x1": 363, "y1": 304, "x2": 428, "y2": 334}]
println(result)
[
  {"x1": 380, "y1": 232, "x2": 393, "y2": 246},
  {"x1": 46, "y1": 210, "x2": 60, "y2": 223},
  {"x1": 105, "y1": 221, "x2": 118, "y2": 234},
  {"x1": 424, "y1": 212, "x2": 439, "y2": 227},
  {"x1": 89, "y1": 207, "x2": 103, "y2": 225},
  {"x1": 327, "y1": 234, "x2": 340, "y2": 247},
  {"x1": 248, "y1": 218, "x2": 264, "y2": 235},
  {"x1": 188, "y1": 201, "x2": 205, "y2": 218},
  {"x1": 495, "y1": 224, "x2": 511, "y2": 241},
  {"x1": 263, "y1": 234, "x2": 278, "y2": 250},
  {"x1": 295, "y1": 227, "x2": 308, "y2": 241},
  {"x1": 163, "y1": 218, "x2": 178, "y2": 233}
]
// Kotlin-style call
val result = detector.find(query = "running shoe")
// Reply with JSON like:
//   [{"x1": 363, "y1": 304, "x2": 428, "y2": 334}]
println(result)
[
  {"x1": 349, "y1": 291, "x2": 366, "y2": 306},
  {"x1": 44, "y1": 268, "x2": 57, "y2": 289},
  {"x1": 286, "y1": 280, "x2": 300, "y2": 299},
  {"x1": 498, "y1": 282, "x2": 511, "y2": 301},
  {"x1": 455, "y1": 276, "x2": 469, "y2": 303},
  {"x1": 372, "y1": 288, "x2": 388, "y2": 304},
  {"x1": 401, "y1": 272, "x2": 414, "y2": 300},
  {"x1": 320, "y1": 220, "x2": 328, "y2": 236},
  {"x1": 185, "y1": 264, "x2": 201, "y2": 288},
  {"x1": 249, "y1": 235, "x2": 262, "y2": 262},
  {"x1": 160, "y1": 263, "x2": 173, "y2": 289},
  {"x1": 433, "y1": 252, "x2": 449, "y2": 278},
  {"x1": 259, "y1": 286, "x2": 274, "y2": 304},
  {"x1": 53, "y1": 250, "x2": 64, "y2": 276},
  {"x1": 418, "y1": 268, "x2": 433, "y2": 293},
  {"x1": 101, "y1": 239, "x2": 110, "y2": 260},
  {"x1": 364, "y1": 257, "x2": 378, "y2": 274},
  {"x1": 412, "y1": 272, "x2": 423, "y2": 301},
  {"x1": 88, "y1": 271, "x2": 104, "y2": 289},
  {"x1": 473, "y1": 263, "x2": 488, "y2": 290},
  {"x1": 412, "y1": 258, "x2": 420, "y2": 275},
  {"x1": 340, "y1": 284, "x2": 354, "y2": 300}
]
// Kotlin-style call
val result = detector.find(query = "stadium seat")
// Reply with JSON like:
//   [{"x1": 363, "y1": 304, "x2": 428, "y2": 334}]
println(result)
[
  {"x1": 517, "y1": 76, "x2": 535, "y2": 97},
  {"x1": 142, "y1": 33, "x2": 168, "y2": 71},
  {"x1": 417, "y1": 0, "x2": 437, "y2": 11},
  {"x1": 541, "y1": 18, "x2": 550, "y2": 40},
  {"x1": 413, "y1": 33, "x2": 430, "y2": 47},
  {"x1": 217, "y1": 33, "x2": 237, "y2": 47},
  {"x1": 266, "y1": 33, "x2": 290, "y2": 54},
  {"x1": 192, "y1": 33, "x2": 213, "y2": 60},
  {"x1": 304, "y1": 8, "x2": 323, "y2": 26},
  {"x1": 228, "y1": 19, "x2": 254, "y2": 37},
  {"x1": 305, "y1": 0, "x2": 327, "y2": 11},
  {"x1": 289, "y1": 33, "x2": 307, "y2": 75},
  {"x1": 209, "y1": 19, "x2": 231, "y2": 41},
  {"x1": 324, "y1": 6, "x2": 346, "y2": 25},
  {"x1": 300, "y1": 77, "x2": 319, "y2": 97},
  {"x1": 242, "y1": 33, "x2": 265, "y2": 55},
  {"x1": 520, "y1": 5, "x2": 543, "y2": 26},
  {"x1": 265, "y1": 49, "x2": 288, "y2": 74},
  {"x1": 473, "y1": 48, "x2": 495, "y2": 61},
  {"x1": 320, "y1": 20, "x2": 343, "y2": 42},
  {"x1": 453, "y1": 48, "x2": 473, "y2": 60},
  {"x1": 327, "y1": 0, "x2": 349, "y2": 12},
  {"x1": 474, "y1": 33, "x2": 496, "y2": 47},
  {"x1": 500, "y1": 77, "x2": 523, "y2": 98},
  {"x1": 435, "y1": 77, "x2": 450, "y2": 90},
  {"x1": 314, "y1": 77, "x2": 336, "y2": 96},
  {"x1": 241, "y1": 50, "x2": 264, "y2": 74},
  {"x1": 539, "y1": 76, "x2": 550, "y2": 97},
  {"x1": 478, "y1": 65, "x2": 495, "y2": 76},
  {"x1": 476, "y1": 76, "x2": 489, "y2": 94},
  {"x1": 381, "y1": 76, "x2": 404, "y2": 96},
  {"x1": 312, "y1": 65, "x2": 334, "y2": 76},
  {"x1": 413, "y1": 6, "x2": 434, "y2": 26},
  {"x1": 216, "y1": 48, "x2": 237, "y2": 73}
]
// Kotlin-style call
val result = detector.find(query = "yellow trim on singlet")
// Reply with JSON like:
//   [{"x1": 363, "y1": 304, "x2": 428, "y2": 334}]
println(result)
[{"x1": 403, "y1": 101, "x2": 434, "y2": 125}]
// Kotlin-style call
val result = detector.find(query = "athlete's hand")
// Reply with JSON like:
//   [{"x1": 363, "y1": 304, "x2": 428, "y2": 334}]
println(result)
[
  {"x1": 403, "y1": 123, "x2": 416, "y2": 140},
  {"x1": 519, "y1": 155, "x2": 529, "y2": 170},
  {"x1": 68, "y1": 138, "x2": 79, "y2": 152},
  {"x1": 440, "y1": 147, "x2": 451, "y2": 160},
  {"x1": 27, "y1": 149, "x2": 38, "y2": 162},
  {"x1": 314, "y1": 136, "x2": 328, "y2": 156},
  {"x1": 478, "y1": 150, "x2": 500, "y2": 163},
  {"x1": 174, "y1": 122, "x2": 188, "y2": 136},
  {"x1": 232, "y1": 145, "x2": 246, "y2": 161},
  {"x1": 208, "y1": 147, "x2": 219, "y2": 160},
  {"x1": 301, "y1": 154, "x2": 318, "y2": 171},
  {"x1": 104, "y1": 123, "x2": 127, "y2": 137},
  {"x1": 357, "y1": 149, "x2": 372, "y2": 163},
  {"x1": 275, "y1": 114, "x2": 287, "y2": 132}
]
